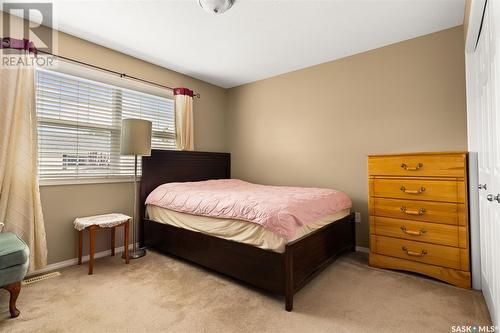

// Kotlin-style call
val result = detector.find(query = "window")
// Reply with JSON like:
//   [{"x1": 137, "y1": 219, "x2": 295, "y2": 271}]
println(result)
[{"x1": 36, "y1": 66, "x2": 175, "y2": 183}]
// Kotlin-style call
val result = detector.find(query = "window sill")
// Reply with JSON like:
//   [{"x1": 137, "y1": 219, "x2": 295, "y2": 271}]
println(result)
[{"x1": 39, "y1": 177, "x2": 140, "y2": 187}]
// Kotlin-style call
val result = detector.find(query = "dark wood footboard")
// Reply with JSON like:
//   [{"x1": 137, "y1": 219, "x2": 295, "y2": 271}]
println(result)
[
  {"x1": 143, "y1": 213, "x2": 355, "y2": 311},
  {"x1": 143, "y1": 218, "x2": 285, "y2": 294},
  {"x1": 285, "y1": 212, "x2": 355, "y2": 310}
]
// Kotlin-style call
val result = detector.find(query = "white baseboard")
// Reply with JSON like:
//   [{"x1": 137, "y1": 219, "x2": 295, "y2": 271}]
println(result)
[
  {"x1": 356, "y1": 246, "x2": 369, "y2": 253},
  {"x1": 28, "y1": 243, "x2": 137, "y2": 277}
]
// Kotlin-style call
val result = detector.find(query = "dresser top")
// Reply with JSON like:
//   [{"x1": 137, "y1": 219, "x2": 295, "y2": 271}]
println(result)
[{"x1": 368, "y1": 151, "x2": 468, "y2": 157}]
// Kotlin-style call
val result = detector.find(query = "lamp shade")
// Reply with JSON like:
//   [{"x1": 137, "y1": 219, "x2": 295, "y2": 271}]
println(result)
[{"x1": 120, "y1": 119, "x2": 152, "y2": 156}]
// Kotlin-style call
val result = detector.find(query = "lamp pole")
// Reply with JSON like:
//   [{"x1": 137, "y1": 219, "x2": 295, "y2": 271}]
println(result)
[
  {"x1": 131, "y1": 154, "x2": 145, "y2": 258},
  {"x1": 120, "y1": 119, "x2": 151, "y2": 259}
]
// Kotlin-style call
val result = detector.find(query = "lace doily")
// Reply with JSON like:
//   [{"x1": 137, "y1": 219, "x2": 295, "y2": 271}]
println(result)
[{"x1": 73, "y1": 213, "x2": 131, "y2": 231}]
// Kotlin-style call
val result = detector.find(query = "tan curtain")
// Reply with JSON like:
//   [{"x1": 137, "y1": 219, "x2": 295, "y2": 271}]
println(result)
[
  {"x1": 0, "y1": 54, "x2": 47, "y2": 271},
  {"x1": 174, "y1": 88, "x2": 194, "y2": 151}
]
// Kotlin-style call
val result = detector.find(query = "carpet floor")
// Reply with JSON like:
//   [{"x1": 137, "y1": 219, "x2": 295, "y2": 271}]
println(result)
[{"x1": 0, "y1": 251, "x2": 491, "y2": 333}]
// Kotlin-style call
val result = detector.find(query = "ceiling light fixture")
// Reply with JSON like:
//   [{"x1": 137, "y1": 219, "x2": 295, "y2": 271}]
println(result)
[{"x1": 198, "y1": 0, "x2": 234, "y2": 14}]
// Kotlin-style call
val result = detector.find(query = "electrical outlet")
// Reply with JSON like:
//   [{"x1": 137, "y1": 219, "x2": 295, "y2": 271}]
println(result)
[{"x1": 355, "y1": 212, "x2": 362, "y2": 223}]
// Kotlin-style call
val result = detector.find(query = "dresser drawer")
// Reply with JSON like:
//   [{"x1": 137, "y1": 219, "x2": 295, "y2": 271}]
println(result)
[
  {"x1": 370, "y1": 179, "x2": 465, "y2": 203},
  {"x1": 368, "y1": 153, "x2": 466, "y2": 178},
  {"x1": 371, "y1": 198, "x2": 465, "y2": 225},
  {"x1": 370, "y1": 235, "x2": 461, "y2": 269},
  {"x1": 371, "y1": 216, "x2": 459, "y2": 247}
]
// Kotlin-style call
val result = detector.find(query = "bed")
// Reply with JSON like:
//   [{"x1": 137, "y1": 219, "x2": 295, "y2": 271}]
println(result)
[{"x1": 139, "y1": 150, "x2": 356, "y2": 311}]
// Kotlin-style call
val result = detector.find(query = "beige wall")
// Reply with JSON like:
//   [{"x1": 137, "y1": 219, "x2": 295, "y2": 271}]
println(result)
[
  {"x1": 2, "y1": 10, "x2": 468, "y2": 262},
  {"x1": 226, "y1": 26, "x2": 468, "y2": 248},
  {"x1": 1, "y1": 12, "x2": 227, "y2": 264}
]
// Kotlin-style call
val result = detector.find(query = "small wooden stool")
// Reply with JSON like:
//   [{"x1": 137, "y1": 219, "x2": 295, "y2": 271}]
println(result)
[{"x1": 73, "y1": 213, "x2": 131, "y2": 275}]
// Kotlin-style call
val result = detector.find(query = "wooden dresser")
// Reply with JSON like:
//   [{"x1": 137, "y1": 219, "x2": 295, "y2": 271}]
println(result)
[{"x1": 368, "y1": 152, "x2": 470, "y2": 288}]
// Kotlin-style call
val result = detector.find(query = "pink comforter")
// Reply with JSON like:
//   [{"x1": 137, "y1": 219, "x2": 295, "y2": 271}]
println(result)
[{"x1": 145, "y1": 179, "x2": 352, "y2": 240}]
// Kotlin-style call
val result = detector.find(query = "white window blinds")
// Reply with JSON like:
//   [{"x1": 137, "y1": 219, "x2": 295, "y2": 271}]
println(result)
[{"x1": 36, "y1": 68, "x2": 175, "y2": 182}]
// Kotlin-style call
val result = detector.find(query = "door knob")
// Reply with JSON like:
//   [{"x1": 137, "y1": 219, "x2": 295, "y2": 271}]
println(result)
[
  {"x1": 478, "y1": 184, "x2": 488, "y2": 190},
  {"x1": 486, "y1": 194, "x2": 500, "y2": 203}
]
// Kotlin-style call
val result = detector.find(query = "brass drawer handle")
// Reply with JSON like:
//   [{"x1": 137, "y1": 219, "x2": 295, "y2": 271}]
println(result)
[
  {"x1": 400, "y1": 186, "x2": 425, "y2": 194},
  {"x1": 401, "y1": 246, "x2": 427, "y2": 257},
  {"x1": 401, "y1": 163, "x2": 423, "y2": 171},
  {"x1": 400, "y1": 206, "x2": 426, "y2": 216},
  {"x1": 400, "y1": 226, "x2": 427, "y2": 236}
]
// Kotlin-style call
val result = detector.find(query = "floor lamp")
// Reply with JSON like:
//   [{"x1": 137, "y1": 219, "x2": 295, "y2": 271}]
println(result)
[{"x1": 120, "y1": 119, "x2": 152, "y2": 259}]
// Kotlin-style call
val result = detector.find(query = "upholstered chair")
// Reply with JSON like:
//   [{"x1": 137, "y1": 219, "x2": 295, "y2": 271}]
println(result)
[{"x1": 0, "y1": 223, "x2": 30, "y2": 318}]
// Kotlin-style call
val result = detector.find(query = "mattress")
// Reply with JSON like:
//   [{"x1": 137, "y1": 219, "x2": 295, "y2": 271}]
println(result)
[
  {"x1": 145, "y1": 179, "x2": 352, "y2": 240},
  {"x1": 146, "y1": 205, "x2": 350, "y2": 253}
]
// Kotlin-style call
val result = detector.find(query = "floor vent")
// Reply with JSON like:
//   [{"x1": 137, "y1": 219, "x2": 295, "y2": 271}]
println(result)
[{"x1": 23, "y1": 271, "x2": 61, "y2": 285}]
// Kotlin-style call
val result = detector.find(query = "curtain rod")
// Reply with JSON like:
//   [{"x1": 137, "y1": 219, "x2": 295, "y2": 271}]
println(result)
[{"x1": 37, "y1": 49, "x2": 201, "y2": 98}]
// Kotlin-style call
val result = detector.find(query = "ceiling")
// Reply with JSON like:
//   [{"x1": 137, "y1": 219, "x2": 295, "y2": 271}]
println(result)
[{"x1": 7, "y1": 0, "x2": 465, "y2": 88}]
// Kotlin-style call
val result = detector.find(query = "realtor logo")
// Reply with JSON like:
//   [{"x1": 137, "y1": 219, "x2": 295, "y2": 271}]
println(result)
[{"x1": 2, "y1": 2, "x2": 53, "y2": 53}]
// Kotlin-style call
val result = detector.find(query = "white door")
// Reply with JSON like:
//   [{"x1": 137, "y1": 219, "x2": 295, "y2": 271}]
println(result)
[{"x1": 469, "y1": 0, "x2": 500, "y2": 326}]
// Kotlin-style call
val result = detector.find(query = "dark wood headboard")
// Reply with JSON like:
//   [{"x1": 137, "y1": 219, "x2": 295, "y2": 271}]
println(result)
[{"x1": 139, "y1": 150, "x2": 230, "y2": 242}]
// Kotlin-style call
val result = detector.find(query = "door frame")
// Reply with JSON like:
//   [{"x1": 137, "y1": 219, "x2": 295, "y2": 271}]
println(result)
[{"x1": 465, "y1": 0, "x2": 487, "y2": 291}]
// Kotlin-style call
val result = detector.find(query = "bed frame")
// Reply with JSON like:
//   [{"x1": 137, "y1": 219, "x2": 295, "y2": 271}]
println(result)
[{"x1": 139, "y1": 150, "x2": 355, "y2": 311}]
